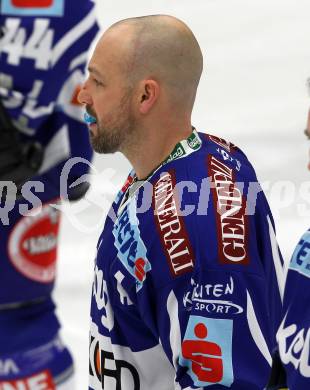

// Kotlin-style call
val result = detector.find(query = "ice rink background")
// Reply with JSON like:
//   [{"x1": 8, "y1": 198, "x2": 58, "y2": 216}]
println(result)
[{"x1": 54, "y1": 1, "x2": 310, "y2": 388}]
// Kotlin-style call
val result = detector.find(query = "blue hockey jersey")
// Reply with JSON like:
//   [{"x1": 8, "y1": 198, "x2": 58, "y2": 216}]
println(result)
[
  {"x1": 89, "y1": 130, "x2": 284, "y2": 390},
  {"x1": 0, "y1": 0, "x2": 99, "y2": 305},
  {"x1": 0, "y1": 0, "x2": 99, "y2": 187},
  {"x1": 277, "y1": 230, "x2": 310, "y2": 389},
  {"x1": 0, "y1": 1, "x2": 99, "y2": 382}
]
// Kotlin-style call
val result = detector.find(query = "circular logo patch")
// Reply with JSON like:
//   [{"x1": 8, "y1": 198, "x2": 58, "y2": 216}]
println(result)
[{"x1": 8, "y1": 203, "x2": 61, "y2": 283}]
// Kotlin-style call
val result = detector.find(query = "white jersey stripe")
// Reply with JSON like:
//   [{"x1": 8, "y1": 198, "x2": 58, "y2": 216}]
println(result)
[
  {"x1": 167, "y1": 290, "x2": 182, "y2": 370},
  {"x1": 267, "y1": 216, "x2": 285, "y2": 301},
  {"x1": 69, "y1": 51, "x2": 89, "y2": 71},
  {"x1": 52, "y1": 8, "x2": 97, "y2": 66},
  {"x1": 39, "y1": 124, "x2": 70, "y2": 175}
]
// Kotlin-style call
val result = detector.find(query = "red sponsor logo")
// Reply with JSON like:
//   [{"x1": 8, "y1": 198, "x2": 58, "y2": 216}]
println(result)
[
  {"x1": 8, "y1": 202, "x2": 61, "y2": 283},
  {"x1": 153, "y1": 171, "x2": 194, "y2": 276},
  {"x1": 134, "y1": 258, "x2": 146, "y2": 282},
  {"x1": 182, "y1": 323, "x2": 223, "y2": 383},
  {"x1": 207, "y1": 134, "x2": 236, "y2": 153},
  {"x1": 208, "y1": 156, "x2": 249, "y2": 265},
  {"x1": 12, "y1": 0, "x2": 53, "y2": 7},
  {"x1": 0, "y1": 370, "x2": 55, "y2": 389},
  {"x1": 121, "y1": 175, "x2": 135, "y2": 193}
]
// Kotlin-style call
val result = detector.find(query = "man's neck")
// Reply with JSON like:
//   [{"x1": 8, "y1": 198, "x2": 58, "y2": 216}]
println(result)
[{"x1": 124, "y1": 123, "x2": 193, "y2": 180}]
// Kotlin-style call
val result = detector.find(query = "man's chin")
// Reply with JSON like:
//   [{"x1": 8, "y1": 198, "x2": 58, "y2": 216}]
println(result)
[
  {"x1": 90, "y1": 138, "x2": 103, "y2": 154},
  {"x1": 90, "y1": 137, "x2": 119, "y2": 154}
]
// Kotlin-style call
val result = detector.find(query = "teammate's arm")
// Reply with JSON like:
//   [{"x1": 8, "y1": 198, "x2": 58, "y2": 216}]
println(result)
[{"x1": 0, "y1": 100, "x2": 43, "y2": 189}]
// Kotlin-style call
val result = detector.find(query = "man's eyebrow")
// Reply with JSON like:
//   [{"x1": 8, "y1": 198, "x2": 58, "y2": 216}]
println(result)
[
  {"x1": 88, "y1": 66, "x2": 103, "y2": 78},
  {"x1": 304, "y1": 128, "x2": 310, "y2": 140}
]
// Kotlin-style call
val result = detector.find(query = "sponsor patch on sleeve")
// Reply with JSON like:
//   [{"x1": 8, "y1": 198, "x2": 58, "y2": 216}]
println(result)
[
  {"x1": 183, "y1": 275, "x2": 244, "y2": 317},
  {"x1": 289, "y1": 230, "x2": 310, "y2": 279},
  {"x1": 113, "y1": 200, "x2": 151, "y2": 291},
  {"x1": 179, "y1": 316, "x2": 234, "y2": 387},
  {"x1": 153, "y1": 170, "x2": 195, "y2": 277},
  {"x1": 1, "y1": 0, "x2": 64, "y2": 16},
  {"x1": 8, "y1": 202, "x2": 60, "y2": 283},
  {"x1": 208, "y1": 155, "x2": 249, "y2": 265}
]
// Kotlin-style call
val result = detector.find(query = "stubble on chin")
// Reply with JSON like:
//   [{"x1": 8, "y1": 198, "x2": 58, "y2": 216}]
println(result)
[
  {"x1": 90, "y1": 123, "x2": 122, "y2": 154},
  {"x1": 90, "y1": 87, "x2": 136, "y2": 154}
]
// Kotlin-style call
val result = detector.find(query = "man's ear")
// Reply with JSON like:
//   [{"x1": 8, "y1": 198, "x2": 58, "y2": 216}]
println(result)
[{"x1": 139, "y1": 80, "x2": 159, "y2": 114}]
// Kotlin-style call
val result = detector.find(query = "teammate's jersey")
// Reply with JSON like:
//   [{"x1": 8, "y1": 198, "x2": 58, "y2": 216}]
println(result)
[
  {"x1": 0, "y1": 0, "x2": 99, "y2": 305},
  {"x1": 89, "y1": 130, "x2": 284, "y2": 390},
  {"x1": 277, "y1": 230, "x2": 310, "y2": 389},
  {"x1": 0, "y1": 0, "x2": 99, "y2": 184}
]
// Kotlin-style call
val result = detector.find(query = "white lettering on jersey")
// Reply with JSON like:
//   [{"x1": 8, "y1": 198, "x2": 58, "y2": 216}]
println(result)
[
  {"x1": 1, "y1": 18, "x2": 54, "y2": 70},
  {"x1": 209, "y1": 156, "x2": 248, "y2": 264},
  {"x1": 0, "y1": 7, "x2": 96, "y2": 70},
  {"x1": 267, "y1": 216, "x2": 285, "y2": 301},
  {"x1": 114, "y1": 271, "x2": 133, "y2": 306},
  {"x1": 0, "y1": 371, "x2": 52, "y2": 389},
  {"x1": 183, "y1": 277, "x2": 243, "y2": 315},
  {"x1": 0, "y1": 359, "x2": 19, "y2": 375},
  {"x1": 192, "y1": 277, "x2": 234, "y2": 299},
  {"x1": 154, "y1": 172, "x2": 194, "y2": 276},
  {"x1": 93, "y1": 265, "x2": 114, "y2": 331},
  {"x1": 277, "y1": 313, "x2": 310, "y2": 377}
]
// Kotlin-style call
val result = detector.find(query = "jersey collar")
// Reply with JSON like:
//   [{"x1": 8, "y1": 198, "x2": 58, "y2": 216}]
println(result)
[{"x1": 117, "y1": 128, "x2": 202, "y2": 216}]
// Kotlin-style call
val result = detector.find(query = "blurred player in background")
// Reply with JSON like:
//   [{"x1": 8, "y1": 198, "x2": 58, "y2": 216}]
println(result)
[
  {"x1": 0, "y1": 0, "x2": 99, "y2": 388},
  {"x1": 267, "y1": 81, "x2": 310, "y2": 390},
  {"x1": 79, "y1": 15, "x2": 284, "y2": 390},
  {"x1": 273, "y1": 84, "x2": 310, "y2": 390}
]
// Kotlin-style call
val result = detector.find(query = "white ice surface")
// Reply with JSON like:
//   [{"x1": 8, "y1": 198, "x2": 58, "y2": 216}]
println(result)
[{"x1": 54, "y1": 1, "x2": 310, "y2": 389}]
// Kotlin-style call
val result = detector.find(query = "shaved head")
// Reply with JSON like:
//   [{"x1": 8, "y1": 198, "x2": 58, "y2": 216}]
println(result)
[
  {"x1": 80, "y1": 15, "x2": 204, "y2": 170},
  {"x1": 102, "y1": 15, "x2": 203, "y2": 111}
]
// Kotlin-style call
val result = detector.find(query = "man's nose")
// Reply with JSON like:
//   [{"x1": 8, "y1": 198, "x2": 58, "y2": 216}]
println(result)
[{"x1": 78, "y1": 84, "x2": 92, "y2": 105}]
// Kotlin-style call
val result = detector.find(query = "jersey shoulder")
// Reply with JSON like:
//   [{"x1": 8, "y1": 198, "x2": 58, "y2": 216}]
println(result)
[
  {"x1": 153, "y1": 131, "x2": 259, "y2": 187},
  {"x1": 287, "y1": 229, "x2": 310, "y2": 279},
  {"x1": 284, "y1": 228, "x2": 310, "y2": 305}
]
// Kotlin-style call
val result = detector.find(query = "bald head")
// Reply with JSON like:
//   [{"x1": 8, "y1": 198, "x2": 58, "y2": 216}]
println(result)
[{"x1": 101, "y1": 15, "x2": 203, "y2": 111}]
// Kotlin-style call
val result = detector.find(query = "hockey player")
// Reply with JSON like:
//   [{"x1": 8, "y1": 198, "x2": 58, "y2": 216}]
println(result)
[
  {"x1": 0, "y1": 0, "x2": 99, "y2": 388},
  {"x1": 79, "y1": 15, "x2": 284, "y2": 390},
  {"x1": 274, "y1": 107, "x2": 310, "y2": 389}
]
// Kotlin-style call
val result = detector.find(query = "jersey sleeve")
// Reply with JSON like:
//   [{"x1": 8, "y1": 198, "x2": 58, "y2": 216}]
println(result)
[{"x1": 276, "y1": 229, "x2": 310, "y2": 389}]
